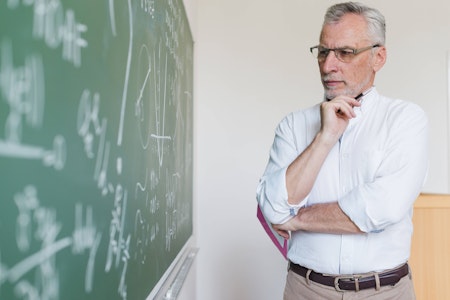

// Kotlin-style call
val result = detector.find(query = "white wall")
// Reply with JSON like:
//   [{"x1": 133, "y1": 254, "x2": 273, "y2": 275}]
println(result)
[{"x1": 184, "y1": 0, "x2": 450, "y2": 299}]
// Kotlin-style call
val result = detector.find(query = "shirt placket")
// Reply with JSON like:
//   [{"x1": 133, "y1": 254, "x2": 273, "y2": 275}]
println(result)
[{"x1": 338, "y1": 130, "x2": 355, "y2": 274}]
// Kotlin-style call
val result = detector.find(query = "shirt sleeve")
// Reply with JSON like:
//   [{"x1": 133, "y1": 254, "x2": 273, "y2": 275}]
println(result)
[
  {"x1": 339, "y1": 102, "x2": 429, "y2": 233},
  {"x1": 256, "y1": 112, "x2": 309, "y2": 224}
]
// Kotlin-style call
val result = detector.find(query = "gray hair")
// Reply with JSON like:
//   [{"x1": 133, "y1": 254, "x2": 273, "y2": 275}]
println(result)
[{"x1": 324, "y1": 2, "x2": 386, "y2": 45}]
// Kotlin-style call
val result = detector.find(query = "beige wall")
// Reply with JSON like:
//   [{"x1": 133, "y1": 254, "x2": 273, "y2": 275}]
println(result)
[{"x1": 183, "y1": 0, "x2": 450, "y2": 299}]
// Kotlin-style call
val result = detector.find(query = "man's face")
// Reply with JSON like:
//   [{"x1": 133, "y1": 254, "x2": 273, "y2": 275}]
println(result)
[{"x1": 318, "y1": 13, "x2": 384, "y2": 99}]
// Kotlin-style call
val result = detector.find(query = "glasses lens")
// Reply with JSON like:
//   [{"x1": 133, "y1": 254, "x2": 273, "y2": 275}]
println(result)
[
  {"x1": 313, "y1": 47, "x2": 328, "y2": 61},
  {"x1": 335, "y1": 49, "x2": 355, "y2": 62},
  {"x1": 311, "y1": 45, "x2": 376, "y2": 62}
]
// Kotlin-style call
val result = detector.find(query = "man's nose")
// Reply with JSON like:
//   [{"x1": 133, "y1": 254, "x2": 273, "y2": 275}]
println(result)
[{"x1": 321, "y1": 50, "x2": 339, "y2": 72}]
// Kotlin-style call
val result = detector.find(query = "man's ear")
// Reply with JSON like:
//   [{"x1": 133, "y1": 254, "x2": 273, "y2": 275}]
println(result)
[{"x1": 373, "y1": 46, "x2": 387, "y2": 72}]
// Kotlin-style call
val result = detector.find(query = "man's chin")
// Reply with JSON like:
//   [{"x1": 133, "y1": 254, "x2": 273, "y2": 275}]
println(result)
[
  {"x1": 325, "y1": 89, "x2": 353, "y2": 100},
  {"x1": 325, "y1": 91, "x2": 340, "y2": 100}
]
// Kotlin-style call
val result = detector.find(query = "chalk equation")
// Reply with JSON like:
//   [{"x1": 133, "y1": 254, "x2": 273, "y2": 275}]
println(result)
[
  {"x1": 0, "y1": 0, "x2": 193, "y2": 299},
  {"x1": 0, "y1": 39, "x2": 67, "y2": 170},
  {"x1": 0, "y1": 185, "x2": 100, "y2": 299},
  {"x1": 7, "y1": 0, "x2": 88, "y2": 68}
]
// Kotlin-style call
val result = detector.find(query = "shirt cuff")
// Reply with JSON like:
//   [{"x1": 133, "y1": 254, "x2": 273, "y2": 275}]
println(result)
[{"x1": 258, "y1": 167, "x2": 307, "y2": 224}]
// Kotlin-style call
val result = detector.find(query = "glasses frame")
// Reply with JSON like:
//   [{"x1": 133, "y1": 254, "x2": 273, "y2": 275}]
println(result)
[{"x1": 309, "y1": 44, "x2": 380, "y2": 63}]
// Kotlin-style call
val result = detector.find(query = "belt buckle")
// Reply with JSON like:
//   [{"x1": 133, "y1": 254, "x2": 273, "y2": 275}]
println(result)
[{"x1": 334, "y1": 275, "x2": 361, "y2": 292}]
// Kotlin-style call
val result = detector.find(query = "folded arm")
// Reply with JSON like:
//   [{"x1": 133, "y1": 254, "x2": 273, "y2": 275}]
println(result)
[{"x1": 273, "y1": 202, "x2": 363, "y2": 239}]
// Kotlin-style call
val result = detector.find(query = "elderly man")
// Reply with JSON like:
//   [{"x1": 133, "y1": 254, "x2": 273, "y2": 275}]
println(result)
[{"x1": 256, "y1": 2, "x2": 428, "y2": 299}]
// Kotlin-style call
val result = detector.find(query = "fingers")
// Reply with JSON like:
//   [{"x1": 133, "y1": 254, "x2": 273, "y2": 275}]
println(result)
[
  {"x1": 329, "y1": 96, "x2": 361, "y2": 118},
  {"x1": 319, "y1": 96, "x2": 360, "y2": 141},
  {"x1": 335, "y1": 104, "x2": 354, "y2": 118},
  {"x1": 273, "y1": 221, "x2": 294, "y2": 240},
  {"x1": 273, "y1": 226, "x2": 290, "y2": 240}
]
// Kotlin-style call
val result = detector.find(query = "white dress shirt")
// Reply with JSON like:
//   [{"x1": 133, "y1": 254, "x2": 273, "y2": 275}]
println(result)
[{"x1": 256, "y1": 88, "x2": 428, "y2": 274}]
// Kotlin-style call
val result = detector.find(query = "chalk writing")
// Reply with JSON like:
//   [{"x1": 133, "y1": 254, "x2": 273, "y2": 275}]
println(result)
[
  {"x1": 77, "y1": 89, "x2": 103, "y2": 159},
  {"x1": 117, "y1": 0, "x2": 133, "y2": 146},
  {"x1": 1, "y1": 186, "x2": 101, "y2": 299},
  {"x1": 7, "y1": 0, "x2": 88, "y2": 68},
  {"x1": 165, "y1": 170, "x2": 178, "y2": 251},
  {"x1": 133, "y1": 167, "x2": 161, "y2": 264},
  {"x1": 135, "y1": 44, "x2": 153, "y2": 149},
  {"x1": 72, "y1": 204, "x2": 102, "y2": 293},
  {"x1": 15, "y1": 185, "x2": 39, "y2": 252},
  {"x1": 77, "y1": 89, "x2": 116, "y2": 196},
  {"x1": 105, "y1": 185, "x2": 130, "y2": 300},
  {"x1": 0, "y1": 39, "x2": 44, "y2": 132},
  {"x1": 165, "y1": 0, "x2": 185, "y2": 73},
  {"x1": 109, "y1": 0, "x2": 118, "y2": 36},
  {"x1": 0, "y1": 39, "x2": 67, "y2": 169},
  {"x1": 141, "y1": 0, "x2": 156, "y2": 18}
]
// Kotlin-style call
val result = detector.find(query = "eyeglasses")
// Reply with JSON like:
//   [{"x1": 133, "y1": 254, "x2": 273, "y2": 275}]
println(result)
[{"x1": 310, "y1": 44, "x2": 380, "y2": 63}]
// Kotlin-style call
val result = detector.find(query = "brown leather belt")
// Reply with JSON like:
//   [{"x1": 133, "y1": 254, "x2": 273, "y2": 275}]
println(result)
[{"x1": 289, "y1": 262, "x2": 409, "y2": 292}]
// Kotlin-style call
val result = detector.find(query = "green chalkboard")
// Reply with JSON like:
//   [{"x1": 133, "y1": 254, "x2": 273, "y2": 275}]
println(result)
[{"x1": 0, "y1": 0, "x2": 193, "y2": 299}]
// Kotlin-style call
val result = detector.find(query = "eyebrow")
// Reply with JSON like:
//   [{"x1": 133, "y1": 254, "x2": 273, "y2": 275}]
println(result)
[{"x1": 319, "y1": 45, "x2": 355, "y2": 49}]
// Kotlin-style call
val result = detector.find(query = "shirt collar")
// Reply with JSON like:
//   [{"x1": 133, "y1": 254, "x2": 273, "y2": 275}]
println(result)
[
  {"x1": 349, "y1": 86, "x2": 377, "y2": 125},
  {"x1": 356, "y1": 86, "x2": 377, "y2": 112}
]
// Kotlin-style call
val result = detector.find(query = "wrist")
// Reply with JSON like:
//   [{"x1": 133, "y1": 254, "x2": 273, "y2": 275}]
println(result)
[{"x1": 315, "y1": 130, "x2": 339, "y2": 149}]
